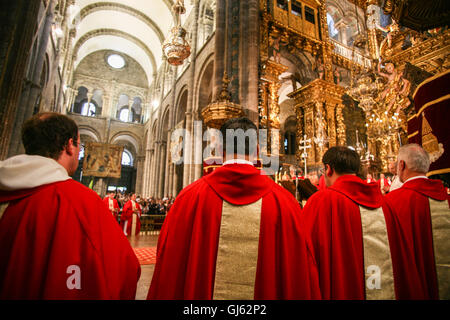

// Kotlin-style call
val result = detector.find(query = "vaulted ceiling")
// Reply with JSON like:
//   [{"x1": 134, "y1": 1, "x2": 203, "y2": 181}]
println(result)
[{"x1": 71, "y1": 0, "x2": 194, "y2": 86}]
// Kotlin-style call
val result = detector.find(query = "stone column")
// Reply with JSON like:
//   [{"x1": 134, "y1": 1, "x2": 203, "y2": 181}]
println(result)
[
  {"x1": 163, "y1": 132, "x2": 172, "y2": 197},
  {"x1": 148, "y1": 149, "x2": 155, "y2": 196},
  {"x1": 183, "y1": 0, "x2": 200, "y2": 187},
  {"x1": 151, "y1": 59, "x2": 167, "y2": 197},
  {"x1": 0, "y1": 0, "x2": 42, "y2": 159},
  {"x1": 8, "y1": 0, "x2": 56, "y2": 157},
  {"x1": 152, "y1": 142, "x2": 162, "y2": 197},
  {"x1": 334, "y1": 20, "x2": 348, "y2": 46},
  {"x1": 135, "y1": 155, "x2": 145, "y2": 195},
  {"x1": 86, "y1": 90, "x2": 93, "y2": 108},
  {"x1": 239, "y1": 0, "x2": 259, "y2": 123},
  {"x1": 111, "y1": 96, "x2": 119, "y2": 119},
  {"x1": 102, "y1": 93, "x2": 112, "y2": 117},
  {"x1": 164, "y1": 66, "x2": 178, "y2": 196},
  {"x1": 192, "y1": 115, "x2": 203, "y2": 181},
  {"x1": 157, "y1": 142, "x2": 167, "y2": 198},
  {"x1": 212, "y1": 0, "x2": 226, "y2": 101},
  {"x1": 67, "y1": 87, "x2": 78, "y2": 113},
  {"x1": 93, "y1": 178, "x2": 106, "y2": 197}
]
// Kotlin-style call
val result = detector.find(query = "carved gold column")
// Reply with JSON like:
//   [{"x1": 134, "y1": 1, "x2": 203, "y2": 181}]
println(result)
[
  {"x1": 289, "y1": 79, "x2": 346, "y2": 168},
  {"x1": 261, "y1": 60, "x2": 288, "y2": 129},
  {"x1": 336, "y1": 104, "x2": 346, "y2": 145},
  {"x1": 319, "y1": 0, "x2": 334, "y2": 83},
  {"x1": 260, "y1": 60, "x2": 288, "y2": 154}
]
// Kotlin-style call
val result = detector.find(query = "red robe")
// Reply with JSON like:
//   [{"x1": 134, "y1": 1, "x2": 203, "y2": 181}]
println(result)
[
  {"x1": 0, "y1": 180, "x2": 141, "y2": 299},
  {"x1": 301, "y1": 175, "x2": 384, "y2": 299},
  {"x1": 377, "y1": 178, "x2": 390, "y2": 194},
  {"x1": 147, "y1": 163, "x2": 321, "y2": 300},
  {"x1": 382, "y1": 178, "x2": 449, "y2": 299},
  {"x1": 103, "y1": 197, "x2": 120, "y2": 220},
  {"x1": 120, "y1": 200, "x2": 142, "y2": 236}
]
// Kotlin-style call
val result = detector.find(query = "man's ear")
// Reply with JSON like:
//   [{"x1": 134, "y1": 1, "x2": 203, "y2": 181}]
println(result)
[
  {"x1": 398, "y1": 160, "x2": 405, "y2": 172},
  {"x1": 65, "y1": 138, "x2": 75, "y2": 156}
]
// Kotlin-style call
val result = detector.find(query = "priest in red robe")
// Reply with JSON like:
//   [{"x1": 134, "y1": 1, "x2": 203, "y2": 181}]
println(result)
[
  {"x1": 147, "y1": 117, "x2": 320, "y2": 300},
  {"x1": 0, "y1": 113, "x2": 140, "y2": 299},
  {"x1": 120, "y1": 193, "x2": 142, "y2": 236},
  {"x1": 382, "y1": 144, "x2": 449, "y2": 299},
  {"x1": 103, "y1": 191, "x2": 120, "y2": 221},
  {"x1": 377, "y1": 173, "x2": 390, "y2": 195},
  {"x1": 301, "y1": 146, "x2": 393, "y2": 300}
]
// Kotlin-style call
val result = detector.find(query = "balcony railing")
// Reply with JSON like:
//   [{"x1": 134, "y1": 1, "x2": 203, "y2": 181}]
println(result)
[{"x1": 330, "y1": 39, "x2": 372, "y2": 69}]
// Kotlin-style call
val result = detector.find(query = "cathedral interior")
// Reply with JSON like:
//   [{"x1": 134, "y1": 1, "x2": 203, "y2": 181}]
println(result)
[{"x1": 1, "y1": 0, "x2": 449, "y2": 198}]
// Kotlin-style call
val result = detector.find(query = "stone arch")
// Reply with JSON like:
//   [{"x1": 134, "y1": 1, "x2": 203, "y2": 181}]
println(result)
[
  {"x1": 110, "y1": 131, "x2": 142, "y2": 155},
  {"x1": 175, "y1": 86, "x2": 188, "y2": 125},
  {"x1": 73, "y1": 29, "x2": 157, "y2": 74},
  {"x1": 78, "y1": 126, "x2": 101, "y2": 142},
  {"x1": 78, "y1": 3, "x2": 166, "y2": 44},
  {"x1": 150, "y1": 119, "x2": 158, "y2": 148},
  {"x1": 195, "y1": 55, "x2": 214, "y2": 113},
  {"x1": 160, "y1": 106, "x2": 171, "y2": 142},
  {"x1": 282, "y1": 115, "x2": 297, "y2": 156}
]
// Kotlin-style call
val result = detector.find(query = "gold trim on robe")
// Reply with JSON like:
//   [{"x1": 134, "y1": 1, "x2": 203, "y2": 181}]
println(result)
[
  {"x1": 213, "y1": 199, "x2": 262, "y2": 300},
  {"x1": 429, "y1": 198, "x2": 450, "y2": 300},
  {"x1": 0, "y1": 202, "x2": 9, "y2": 220},
  {"x1": 131, "y1": 200, "x2": 138, "y2": 236},
  {"x1": 108, "y1": 198, "x2": 114, "y2": 212},
  {"x1": 131, "y1": 214, "x2": 137, "y2": 236},
  {"x1": 359, "y1": 206, "x2": 395, "y2": 300}
]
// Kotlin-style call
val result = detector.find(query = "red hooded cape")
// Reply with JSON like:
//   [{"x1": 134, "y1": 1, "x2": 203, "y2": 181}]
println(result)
[
  {"x1": 382, "y1": 178, "x2": 449, "y2": 299},
  {"x1": 0, "y1": 180, "x2": 140, "y2": 299},
  {"x1": 103, "y1": 197, "x2": 120, "y2": 220},
  {"x1": 301, "y1": 175, "x2": 384, "y2": 299},
  {"x1": 120, "y1": 200, "x2": 142, "y2": 236},
  {"x1": 147, "y1": 164, "x2": 320, "y2": 300}
]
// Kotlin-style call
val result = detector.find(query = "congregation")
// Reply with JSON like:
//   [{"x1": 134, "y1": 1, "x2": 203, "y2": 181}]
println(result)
[{"x1": 0, "y1": 113, "x2": 448, "y2": 300}]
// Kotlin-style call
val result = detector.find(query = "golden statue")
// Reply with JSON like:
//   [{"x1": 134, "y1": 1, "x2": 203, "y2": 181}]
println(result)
[
  {"x1": 376, "y1": 19, "x2": 399, "y2": 58},
  {"x1": 377, "y1": 62, "x2": 411, "y2": 114}
]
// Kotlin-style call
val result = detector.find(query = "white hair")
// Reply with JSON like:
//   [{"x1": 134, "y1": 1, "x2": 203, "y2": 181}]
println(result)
[{"x1": 398, "y1": 144, "x2": 430, "y2": 173}]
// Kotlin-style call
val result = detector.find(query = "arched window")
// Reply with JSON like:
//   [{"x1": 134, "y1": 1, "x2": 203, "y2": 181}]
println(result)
[
  {"x1": 284, "y1": 132, "x2": 296, "y2": 155},
  {"x1": 122, "y1": 149, "x2": 133, "y2": 166},
  {"x1": 81, "y1": 102, "x2": 96, "y2": 116},
  {"x1": 119, "y1": 108, "x2": 130, "y2": 122},
  {"x1": 327, "y1": 12, "x2": 339, "y2": 39}
]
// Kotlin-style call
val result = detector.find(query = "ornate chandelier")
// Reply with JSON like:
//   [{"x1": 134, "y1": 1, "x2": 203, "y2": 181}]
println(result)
[
  {"x1": 347, "y1": 71, "x2": 382, "y2": 112},
  {"x1": 163, "y1": 0, "x2": 191, "y2": 66}
]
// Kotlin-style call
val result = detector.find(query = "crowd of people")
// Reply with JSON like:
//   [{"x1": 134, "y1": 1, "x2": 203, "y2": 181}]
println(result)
[
  {"x1": 277, "y1": 155, "x2": 439, "y2": 202},
  {"x1": 107, "y1": 192, "x2": 175, "y2": 217},
  {"x1": 0, "y1": 113, "x2": 448, "y2": 300}
]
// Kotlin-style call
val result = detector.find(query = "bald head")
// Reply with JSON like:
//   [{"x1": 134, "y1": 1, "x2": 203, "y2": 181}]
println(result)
[{"x1": 397, "y1": 144, "x2": 430, "y2": 182}]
